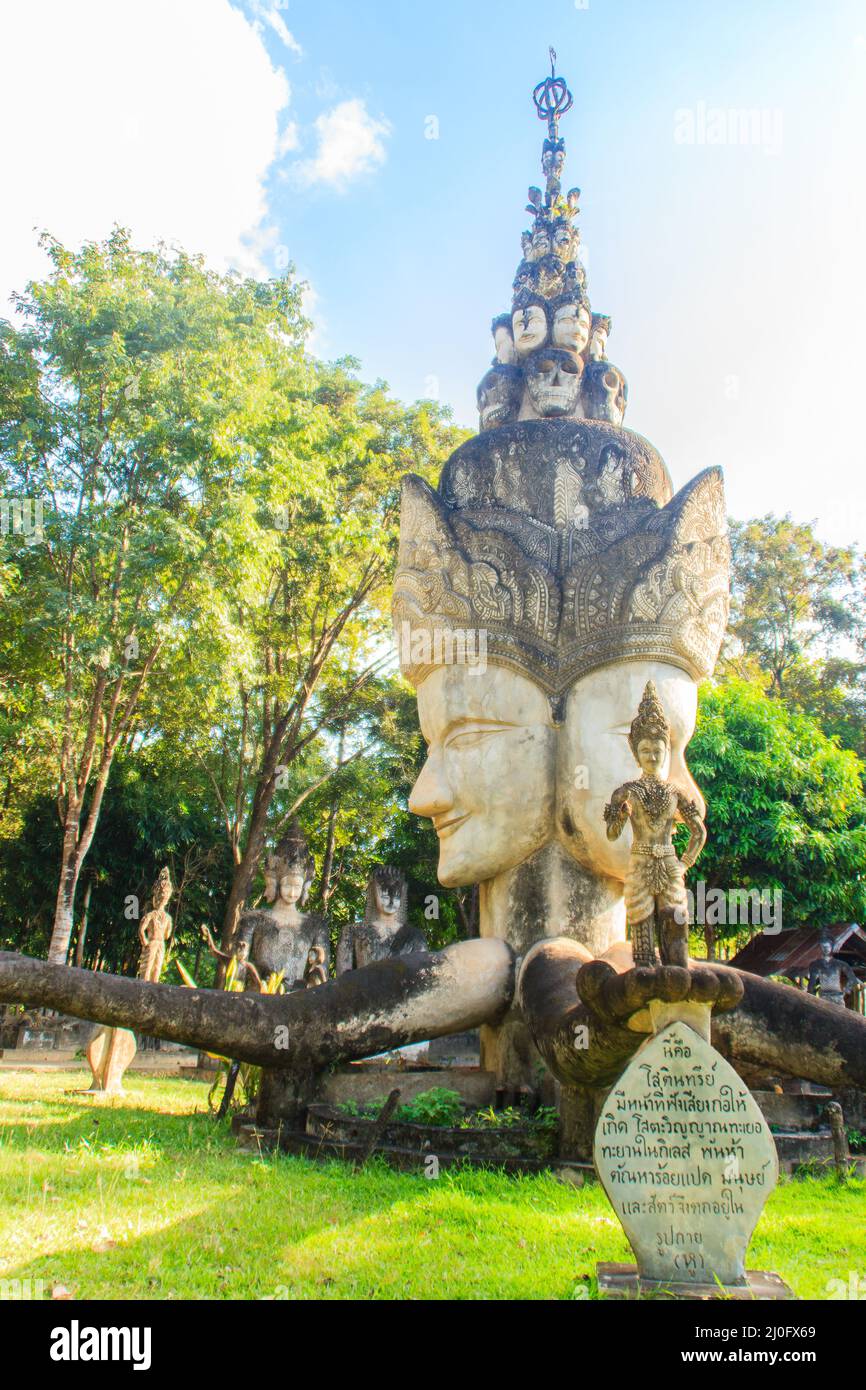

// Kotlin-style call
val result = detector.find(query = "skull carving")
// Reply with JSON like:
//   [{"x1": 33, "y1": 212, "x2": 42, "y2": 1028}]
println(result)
[
  {"x1": 525, "y1": 348, "x2": 583, "y2": 418},
  {"x1": 583, "y1": 359, "x2": 628, "y2": 425},
  {"x1": 477, "y1": 364, "x2": 523, "y2": 431}
]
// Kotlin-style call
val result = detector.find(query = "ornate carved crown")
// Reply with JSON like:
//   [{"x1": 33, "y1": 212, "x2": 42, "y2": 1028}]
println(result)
[
  {"x1": 629, "y1": 680, "x2": 671, "y2": 751},
  {"x1": 392, "y1": 420, "x2": 730, "y2": 697}
]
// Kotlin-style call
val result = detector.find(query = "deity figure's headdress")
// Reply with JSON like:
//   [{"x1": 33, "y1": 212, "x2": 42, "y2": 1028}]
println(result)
[
  {"x1": 152, "y1": 866, "x2": 173, "y2": 903},
  {"x1": 266, "y1": 819, "x2": 315, "y2": 891},
  {"x1": 392, "y1": 56, "x2": 730, "y2": 701},
  {"x1": 628, "y1": 681, "x2": 671, "y2": 754}
]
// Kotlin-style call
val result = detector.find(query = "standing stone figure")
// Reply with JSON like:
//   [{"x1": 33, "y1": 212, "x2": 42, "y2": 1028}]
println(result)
[
  {"x1": 808, "y1": 934, "x2": 859, "y2": 1007},
  {"x1": 242, "y1": 822, "x2": 329, "y2": 990},
  {"x1": 335, "y1": 867, "x2": 426, "y2": 975},
  {"x1": 200, "y1": 924, "x2": 264, "y2": 992},
  {"x1": 137, "y1": 866, "x2": 174, "y2": 983},
  {"x1": 603, "y1": 682, "x2": 706, "y2": 968},
  {"x1": 86, "y1": 866, "x2": 174, "y2": 1095}
]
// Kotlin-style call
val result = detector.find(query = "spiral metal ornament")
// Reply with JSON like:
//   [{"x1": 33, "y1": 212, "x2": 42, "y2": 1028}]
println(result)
[{"x1": 532, "y1": 46, "x2": 573, "y2": 141}]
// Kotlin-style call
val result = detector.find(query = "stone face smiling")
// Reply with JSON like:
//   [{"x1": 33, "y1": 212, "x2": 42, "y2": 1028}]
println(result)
[
  {"x1": 552, "y1": 302, "x2": 591, "y2": 354},
  {"x1": 409, "y1": 665, "x2": 556, "y2": 887}
]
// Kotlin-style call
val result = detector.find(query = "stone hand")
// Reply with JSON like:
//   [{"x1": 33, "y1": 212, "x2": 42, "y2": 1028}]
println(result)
[{"x1": 576, "y1": 958, "x2": 743, "y2": 1028}]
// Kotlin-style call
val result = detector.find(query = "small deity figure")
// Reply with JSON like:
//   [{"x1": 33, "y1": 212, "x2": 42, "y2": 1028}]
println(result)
[
  {"x1": 603, "y1": 681, "x2": 706, "y2": 968},
  {"x1": 335, "y1": 866, "x2": 426, "y2": 975},
  {"x1": 241, "y1": 821, "x2": 330, "y2": 989},
  {"x1": 808, "y1": 935, "x2": 859, "y2": 1008},
  {"x1": 588, "y1": 313, "x2": 611, "y2": 361},
  {"x1": 137, "y1": 867, "x2": 174, "y2": 983},
  {"x1": 200, "y1": 924, "x2": 264, "y2": 992},
  {"x1": 304, "y1": 945, "x2": 329, "y2": 988}
]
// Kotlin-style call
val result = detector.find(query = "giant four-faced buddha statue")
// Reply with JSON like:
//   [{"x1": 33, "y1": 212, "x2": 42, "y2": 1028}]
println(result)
[{"x1": 393, "y1": 59, "x2": 729, "y2": 1090}]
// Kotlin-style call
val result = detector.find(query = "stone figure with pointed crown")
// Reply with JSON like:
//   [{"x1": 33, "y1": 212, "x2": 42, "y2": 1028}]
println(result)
[
  {"x1": 242, "y1": 821, "x2": 330, "y2": 989},
  {"x1": 137, "y1": 866, "x2": 174, "y2": 983},
  {"x1": 604, "y1": 681, "x2": 706, "y2": 968}
]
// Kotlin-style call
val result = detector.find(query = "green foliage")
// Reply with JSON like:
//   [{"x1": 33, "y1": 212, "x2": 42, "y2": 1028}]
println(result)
[
  {"x1": 724, "y1": 515, "x2": 866, "y2": 756},
  {"x1": 687, "y1": 678, "x2": 866, "y2": 944}
]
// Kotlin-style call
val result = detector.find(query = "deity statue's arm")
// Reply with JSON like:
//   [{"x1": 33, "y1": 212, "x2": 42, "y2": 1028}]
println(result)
[
  {"x1": 138, "y1": 912, "x2": 152, "y2": 948},
  {"x1": 807, "y1": 964, "x2": 820, "y2": 996},
  {"x1": 200, "y1": 924, "x2": 231, "y2": 963},
  {"x1": 244, "y1": 960, "x2": 264, "y2": 991},
  {"x1": 603, "y1": 786, "x2": 632, "y2": 841},
  {"x1": 676, "y1": 791, "x2": 706, "y2": 869}
]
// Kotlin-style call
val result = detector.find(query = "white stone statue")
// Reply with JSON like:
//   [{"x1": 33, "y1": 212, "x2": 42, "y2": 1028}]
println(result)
[{"x1": 242, "y1": 822, "x2": 329, "y2": 989}]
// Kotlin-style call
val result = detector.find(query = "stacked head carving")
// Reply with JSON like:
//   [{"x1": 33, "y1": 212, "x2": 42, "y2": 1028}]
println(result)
[{"x1": 481, "y1": 67, "x2": 626, "y2": 431}]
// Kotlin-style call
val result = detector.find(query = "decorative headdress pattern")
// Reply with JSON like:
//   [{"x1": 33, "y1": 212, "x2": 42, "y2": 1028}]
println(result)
[{"x1": 628, "y1": 681, "x2": 671, "y2": 753}]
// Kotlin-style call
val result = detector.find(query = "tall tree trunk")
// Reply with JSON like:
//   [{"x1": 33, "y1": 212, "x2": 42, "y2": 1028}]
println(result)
[
  {"x1": 74, "y1": 877, "x2": 93, "y2": 968},
  {"x1": 47, "y1": 808, "x2": 82, "y2": 964}
]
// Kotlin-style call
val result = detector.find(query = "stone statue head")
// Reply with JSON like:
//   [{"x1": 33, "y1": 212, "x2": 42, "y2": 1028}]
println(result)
[
  {"x1": 551, "y1": 298, "x2": 591, "y2": 355},
  {"x1": 367, "y1": 865, "x2": 407, "y2": 922},
  {"x1": 491, "y1": 313, "x2": 516, "y2": 365},
  {"x1": 512, "y1": 297, "x2": 549, "y2": 356},
  {"x1": 264, "y1": 821, "x2": 315, "y2": 908},
  {"x1": 408, "y1": 664, "x2": 556, "y2": 887},
  {"x1": 628, "y1": 680, "x2": 671, "y2": 777},
  {"x1": 819, "y1": 935, "x2": 834, "y2": 960},
  {"x1": 152, "y1": 866, "x2": 173, "y2": 911},
  {"x1": 525, "y1": 348, "x2": 583, "y2": 418},
  {"x1": 477, "y1": 364, "x2": 523, "y2": 431},
  {"x1": 583, "y1": 360, "x2": 628, "y2": 425},
  {"x1": 527, "y1": 226, "x2": 552, "y2": 263}
]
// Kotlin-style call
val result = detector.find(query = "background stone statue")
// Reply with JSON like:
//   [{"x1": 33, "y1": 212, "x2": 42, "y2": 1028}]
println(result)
[
  {"x1": 242, "y1": 822, "x2": 329, "y2": 990},
  {"x1": 137, "y1": 866, "x2": 173, "y2": 983},
  {"x1": 808, "y1": 934, "x2": 859, "y2": 1007},
  {"x1": 335, "y1": 866, "x2": 425, "y2": 974}
]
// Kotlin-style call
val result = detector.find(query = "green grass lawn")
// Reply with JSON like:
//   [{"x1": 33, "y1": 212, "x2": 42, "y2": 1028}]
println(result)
[{"x1": 0, "y1": 1070, "x2": 862, "y2": 1300}]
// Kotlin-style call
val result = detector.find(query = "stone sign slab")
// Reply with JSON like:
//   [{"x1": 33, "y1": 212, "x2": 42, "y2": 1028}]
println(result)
[{"x1": 594, "y1": 1019, "x2": 778, "y2": 1287}]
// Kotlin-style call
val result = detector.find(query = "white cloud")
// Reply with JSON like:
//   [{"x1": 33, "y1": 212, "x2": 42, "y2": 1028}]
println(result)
[
  {"x1": 293, "y1": 99, "x2": 391, "y2": 190},
  {"x1": 248, "y1": 0, "x2": 303, "y2": 56},
  {"x1": 0, "y1": 0, "x2": 291, "y2": 309}
]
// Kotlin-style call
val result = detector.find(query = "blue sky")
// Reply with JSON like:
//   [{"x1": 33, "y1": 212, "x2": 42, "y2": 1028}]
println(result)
[{"x1": 2, "y1": 0, "x2": 864, "y2": 543}]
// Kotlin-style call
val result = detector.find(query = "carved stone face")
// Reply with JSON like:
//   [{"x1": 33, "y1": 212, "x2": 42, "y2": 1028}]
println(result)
[
  {"x1": 556, "y1": 661, "x2": 702, "y2": 881},
  {"x1": 493, "y1": 322, "x2": 516, "y2": 365},
  {"x1": 512, "y1": 305, "x2": 548, "y2": 356},
  {"x1": 525, "y1": 348, "x2": 583, "y2": 418},
  {"x1": 584, "y1": 363, "x2": 627, "y2": 425},
  {"x1": 552, "y1": 224, "x2": 575, "y2": 261},
  {"x1": 527, "y1": 227, "x2": 551, "y2": 262},
  {"x1": 552, "y1": 303, "x2": 591, "y2": 354},
  {"x1": 375, "y1": 882, "x2": 401, "y2": 917},
  {"x1": 278, "y1": 869, "x2": 307, "y2": 907},
  {"x1": 635, "y1": 736, "x2": 668, "y2": 778},
  {"x1": 542, "y1": 148, "x2": 565, "y2": 180},
  {"x1": 477, "y1": 366, "x2": 522, "y2": 431},
  {"x1": 409, "y1": 664, "x2": 556, "y2": 887}
]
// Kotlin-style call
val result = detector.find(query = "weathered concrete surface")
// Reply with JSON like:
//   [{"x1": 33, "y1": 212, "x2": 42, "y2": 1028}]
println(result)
[{"x1": 0, "y1": 940, "x2": 515, "y2": 1072}]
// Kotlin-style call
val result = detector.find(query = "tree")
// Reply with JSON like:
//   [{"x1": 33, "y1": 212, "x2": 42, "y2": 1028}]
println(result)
[
  {"x1": 724, "y1": 515, "x2": 866, "y2": 754},
  {"x1": 0, "y1": 229, "x2": 313, "y2": 962},
  {"x1": 685, "y1": 678, "x2": 866, "y2": 957}
]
